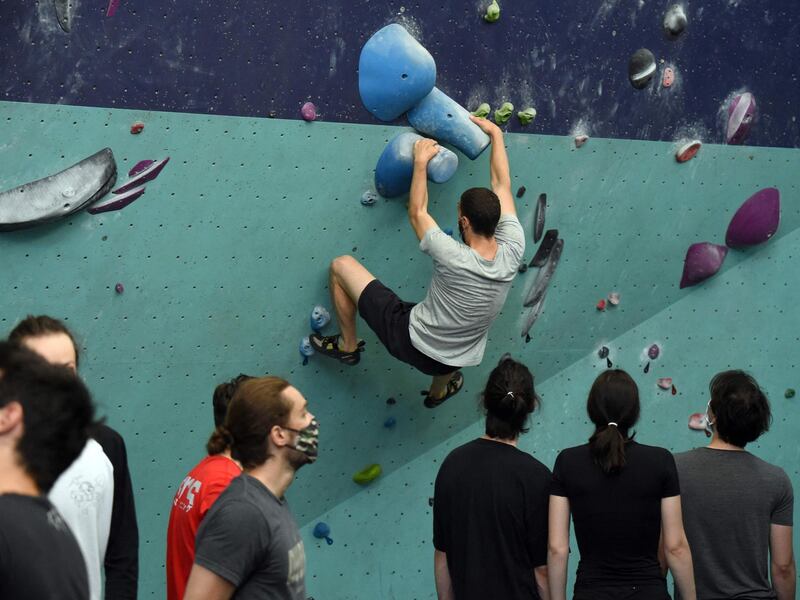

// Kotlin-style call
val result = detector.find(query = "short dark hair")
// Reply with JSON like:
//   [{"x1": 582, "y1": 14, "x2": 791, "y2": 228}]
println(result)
[
  {"x1": 8, "y1": 315, "x2": 80, "y2": 368},
  {"x1": 481, "y1": 355, "x2": 539, "y2": 440},
  {"x1": 709, "y1": 370, "x2": 771, "y2": 448},
  {"x1": 460, "y1": 187, "x2": 501, "y2": 237},
  {"x1": 0, "y1": 342, "x2": 95, "y2": 493},
  {"x1": 587, "y1": 370, "x2": 640, "y2": 475}
]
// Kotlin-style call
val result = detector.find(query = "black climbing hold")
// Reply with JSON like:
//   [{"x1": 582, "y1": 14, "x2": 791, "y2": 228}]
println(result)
[
  {"x1": 785, "y1": 388, "x2": 796, "y2": 399},
  {"x1": 663, "y1": 4, "x2": 687, "y2": 40},
  {"x1": 525, "y1": 334, "x2": 531, "y2": 343},
  {"x1": 628, "y1": 49, "x2": 657, "y2": 90},
  {"x1": 268, "y1": 110, "x2": 277, "y2": 118},
  {"x1": 598, "y1": 346, "x2": 609, "y2": 359},
  {"x1": 643, "y1": 361, "x2": 650, "y2": 374},
  {"x1": 101, "y1": 235, "x2": 108, "y2": 241},
  {"x1": 516, "y1": 186, "x2": 526, "y2": 198},
  {"x1": 386, "y1": 397, "x2": 397, "y2": 405},
  {"x1": 352, "y1": 247, "x2": 357, "y2": 252},
  {"x1": 529, "y1": 229, "x2": 559, "y2": 267},
  {"x1": 428, "y1": 497, "x2": 434, "y2": 507},
  {"x1": 518, "y1": 263, "x2": 528, "y2": 273},
  {"x1": 606, "y1": 357, "x2": 613, "y2": 368}
]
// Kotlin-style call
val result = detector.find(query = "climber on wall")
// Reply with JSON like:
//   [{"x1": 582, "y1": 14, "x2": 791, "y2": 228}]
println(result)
[{"x1": 310, "y1": 115, "x2": 524, "y2": 407}]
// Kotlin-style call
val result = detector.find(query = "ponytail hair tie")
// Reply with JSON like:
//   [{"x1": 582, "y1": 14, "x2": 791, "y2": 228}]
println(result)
[{"x1": 607, "y1": 422, "x2": 618, "y2": 427}]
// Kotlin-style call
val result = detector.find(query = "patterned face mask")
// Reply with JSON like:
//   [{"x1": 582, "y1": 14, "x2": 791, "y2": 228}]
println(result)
[{"x1": 284, "y1": 418, "x2": 319, "y2": 463}]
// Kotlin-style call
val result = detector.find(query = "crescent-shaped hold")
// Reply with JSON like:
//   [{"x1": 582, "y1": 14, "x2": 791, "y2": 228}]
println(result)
[
  {"x1": 0, "y1": 148, "x2": 117, "y2": 231},
  {"x1": 524, "y1": 238, "x2": 564, "y2": 307}
]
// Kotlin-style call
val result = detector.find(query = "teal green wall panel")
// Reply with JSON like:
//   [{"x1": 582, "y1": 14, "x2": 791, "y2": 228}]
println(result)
[{"x1": 0, "y1": 101, "x2": 797, "y2": 597}]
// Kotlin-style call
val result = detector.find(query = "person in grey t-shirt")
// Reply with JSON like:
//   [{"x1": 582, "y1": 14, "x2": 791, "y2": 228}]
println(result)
[
  {"x1": 184, "y1": 376, "x2": 319, "y2": 600},
  {"x1": 672, "y1": 370, "x2": 796, "y2": 600},
  {"x1": 311, "y1": 116, "x2": 525, "y2": 408}
]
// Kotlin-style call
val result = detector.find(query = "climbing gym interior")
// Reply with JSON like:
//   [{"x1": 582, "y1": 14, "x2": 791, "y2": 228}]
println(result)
[{"x1": 1, "y1": 1, "x2": 798, "y2": 598}]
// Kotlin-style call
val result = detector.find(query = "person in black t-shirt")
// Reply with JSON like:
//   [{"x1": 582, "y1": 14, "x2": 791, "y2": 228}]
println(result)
[
  {"x1": 0, "y1": 341, "x2": 95, "y2": 600},
  {"x1": 547, "y1": 369, "x2": 696, "y2": 600},
  {"x1": 433, "y1": 355, "x2": 551, "y2": 600}
]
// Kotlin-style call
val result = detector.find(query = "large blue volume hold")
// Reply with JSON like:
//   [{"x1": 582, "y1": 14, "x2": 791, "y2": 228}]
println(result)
[
  {"x1": 374, "y1": 132, "x2": 459, "y2": 198},
  {"x1": 407, "y1": 87, "x2": 490, "y2": 160},
  {"x1": 358, "y1": 24, "x2": 437, "y2": 122}
]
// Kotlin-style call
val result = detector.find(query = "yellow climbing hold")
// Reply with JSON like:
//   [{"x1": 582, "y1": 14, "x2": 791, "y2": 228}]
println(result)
[
  {"x1": 494, "y1": 101, "x2": 514, "y2": 125},
  {"x1": 518, "y1": 107, "x2": 537, "y2": 125},
  {"x1": 484, "y1": 0, "x2": 500, "y2": 22}
]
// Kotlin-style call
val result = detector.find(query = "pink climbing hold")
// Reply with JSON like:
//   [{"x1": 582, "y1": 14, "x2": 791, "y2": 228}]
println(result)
[
  {"x1": 574, "y1": 135, "x2": 589, "y2": 148},
  {"x1": 726, "y1": 92, "x2": 756, "y2": 145},
  {"x1": 106, "y1": 0, "x2": 120, "y2": 17},
  {"x1": 725, "y1": 187, "x2": 781, "y2": 248},
  {"x1": 675, "y1": 140, "x2": 701, "y2": 163},
  {"x1": 301, "y1": 102, "x2": 317, "y2": 122},
  {"x1": 662, "y1": 67, "x2": 674, "y2": 88},
  {"x1": 657, "y1": 377, "x2": 672, "y2": 390},
  {"x1": 688, "y1": 413, "x2": 711, "y2": 437},
  {"x1": 679, "y1": 242, "x2": 728, "y2": 289}
]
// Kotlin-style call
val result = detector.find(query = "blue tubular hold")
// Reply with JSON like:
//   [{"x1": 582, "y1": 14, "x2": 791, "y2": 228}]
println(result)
[
  {"x1": 407, "y1": 87, "x2": 491, "y2": 160},
  {"x1": 374, "y1": 132, "x2": 459, "y2": 198},
  {"x1": 358, "y1": 24, "x2": 437, "y2": 122}
]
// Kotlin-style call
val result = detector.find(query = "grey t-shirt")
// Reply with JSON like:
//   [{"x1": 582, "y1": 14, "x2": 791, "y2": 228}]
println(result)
[
  {"x1": 409, "y1": 214, "x2": 525, "y2": 367},
  {"x1": 194, "y1": 474, "x2": 306, "y2": 600},
  {"x1": 674, "y1": 447, "x2": 794, "y2": 600}
]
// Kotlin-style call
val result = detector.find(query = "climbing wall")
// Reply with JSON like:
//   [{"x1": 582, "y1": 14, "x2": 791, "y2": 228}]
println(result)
[
  {"x1": 0, "y1": 100, "x2": 798, "y2": 597},
  {"x1": 2, "y1": 0, "x2": 799, "y2": 147}
]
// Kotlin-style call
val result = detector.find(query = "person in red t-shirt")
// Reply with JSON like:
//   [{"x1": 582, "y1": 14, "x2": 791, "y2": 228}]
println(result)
[{"x1": 165, "y1": 374, "x2": 251, "y2": 600}]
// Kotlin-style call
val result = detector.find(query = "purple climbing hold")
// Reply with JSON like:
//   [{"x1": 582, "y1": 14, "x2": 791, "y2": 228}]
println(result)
[
  {"x1": 128, "y1": 160, "x2": 155, "y2": 177},
  {"x1": 726, "y1": 93, "x2": 756, "y2": 145},
  {"x1": 516, "y1": 186, "x2": 526, "y2": 198},
  {"x1": 114, "y1": 282, "x2": 124, "y2": 294},
  {"x1": 725, "y1": 187, "x2": 780, "y2": 248},
  {"x1": 679, "y1": 242, "x2": 728, "y2": 289},
  {"x1": 113, "y1": 157, "x2": 169, "y2": 194},
  {"x1": 87, "y1": 184, "x2": 146, "y2": 215},
  {"x1": 301, "y1": 102, "x2": 317, "y2": 122},
  {"x1": 647, "y1": 344, "x2": 660, "y2": 360}
]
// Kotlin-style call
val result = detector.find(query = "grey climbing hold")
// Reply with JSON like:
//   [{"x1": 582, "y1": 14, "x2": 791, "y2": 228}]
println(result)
[
  {"x1": 529, "y1": 229, "x2": 558, "y2": 268},
  {"x1": 628, "y1": 49, "x2": 657, "y2": 89},
  {"x1": 54, "y1": 0, "x2": 71, "y2": 33},
  {"x1": 523, "y1": 238, "x2": 564, "y2": 307},
  {"x1": 663, "y1": 4, "x2": 687, "y2": 40},
  {"x1": 0, "y1": 148, "x2": 117, "y2": 231},
  {"x1": 521, "y1": 295, "x2": 546, "y2": 342},
  {"x1": 361, "y1": 190, "x2": 378, "y2": 206},
  {"x1": 598, "y1": 346, "x2": 610, "y2": 359}
]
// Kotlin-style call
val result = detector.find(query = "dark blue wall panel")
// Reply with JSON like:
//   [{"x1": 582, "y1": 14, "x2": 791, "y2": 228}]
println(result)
[{"x1": 1, "y1": 1, "x2": 799, "y2": 144}]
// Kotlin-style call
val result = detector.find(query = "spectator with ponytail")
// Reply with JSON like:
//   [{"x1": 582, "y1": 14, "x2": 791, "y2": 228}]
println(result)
[
  {"x1": 166, "y1": 374, "x2": 251, "y2": 600},
  {"x1": 548, "y1": 369, "x2": 696, "y2": 600},
  {"x1": 433, "y1": 355, "x2": 551, "y2": 600}
]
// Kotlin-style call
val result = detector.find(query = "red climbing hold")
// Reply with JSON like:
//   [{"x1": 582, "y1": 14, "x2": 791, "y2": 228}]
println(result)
[
  {"x1": 596, "y1": 299, "x2": 606, "y2": 311},
  {"x1": 662, "y1": 67, "x2": 675, "y2": 88},
  {"x1": 676, "y1": 140, "x2": 701, "y2": 163},
  {"x1": 130, "y1": 122, "x2": 144, "y2": 134}
]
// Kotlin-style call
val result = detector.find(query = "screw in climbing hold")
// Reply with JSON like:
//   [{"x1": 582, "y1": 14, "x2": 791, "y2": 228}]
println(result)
[
  {"x1": 114, "y1": 283, "x2": 124, "y2": 294},
  {"x1": 130, "y1": 122, "x2": 144, "y2": 134}
]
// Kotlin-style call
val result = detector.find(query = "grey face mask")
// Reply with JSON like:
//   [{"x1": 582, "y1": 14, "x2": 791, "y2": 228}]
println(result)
[{"x1": 283, "y1": 418, "x2": 319, "y2": 463}]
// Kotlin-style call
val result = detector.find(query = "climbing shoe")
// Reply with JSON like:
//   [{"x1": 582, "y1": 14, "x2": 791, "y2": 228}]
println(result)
[{"x1": 309, "y1": 333, "x2": 364, "y2": 366}]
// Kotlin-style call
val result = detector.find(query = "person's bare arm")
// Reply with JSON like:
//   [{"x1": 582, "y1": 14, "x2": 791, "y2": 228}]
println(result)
[
  {"x1": 469, "y1": 115, "x2": 515, "y2": 216},
  {"x1": 662, "y1": 496, "x2": 696, "y2": 600},
  {"x1": 434, "y1": 549, "x2": 455, "y2": 600},
  {"x1": 409, "y1": 138, "x2": 441, "y2": 240},
  {"x1": 534, "y1": 565, "x2": 551, "y2": 600},
  {"x1": 547, "y1": 495, "x2": 570, "y2": 600},
  {"x1": 183, "y1": 564, "x2": 235, "y2": 600},
  {"x1": 658, "y1": 530, "x2": 668, "y2": 577},
  {"x1": 770, "y1": 524, "x2": 796, "y2": 600}
]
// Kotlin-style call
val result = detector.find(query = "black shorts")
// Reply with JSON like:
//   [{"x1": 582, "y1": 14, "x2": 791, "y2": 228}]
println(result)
[{"x1": 357, "y1": 280, "x2": 458, "y2": 377}]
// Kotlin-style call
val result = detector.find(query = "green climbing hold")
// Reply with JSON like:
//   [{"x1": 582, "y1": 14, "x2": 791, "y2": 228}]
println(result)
[
  {"x1": 494, "y1": 102, "x2": 514, "y2": 125},
  {"x1": 471, "y1": 103, "x2": 491, "y2": 118},
  {"x1": 353, "y1": 463, "x2": 383, "y2": 485},
  {"x1": 518, "y1": 107, "x2": 537, "y2": 126},
  {"x1": 785, "y1": 388, "x2": 796, "y2": 399},
  {"x1": 484, "y1": 0, "x2": 500, "y2": 22}
]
